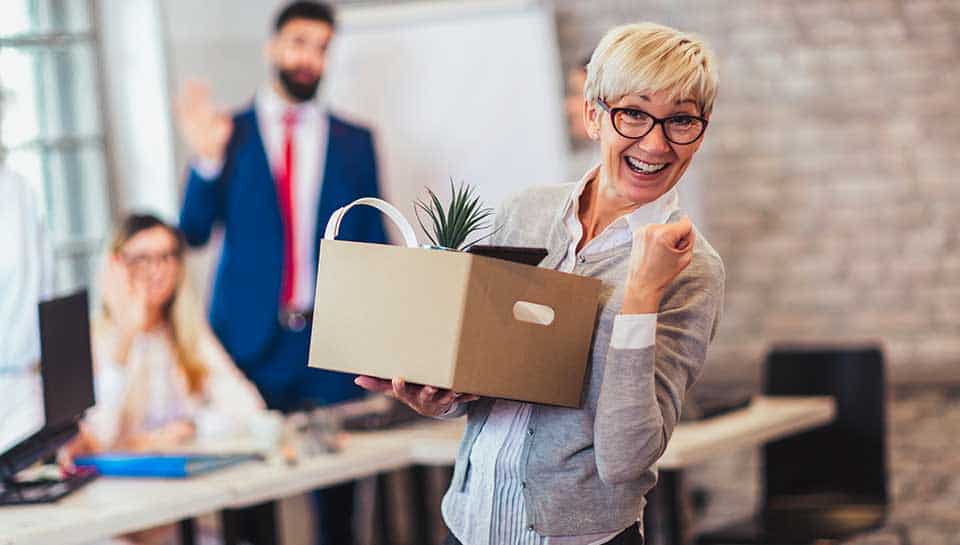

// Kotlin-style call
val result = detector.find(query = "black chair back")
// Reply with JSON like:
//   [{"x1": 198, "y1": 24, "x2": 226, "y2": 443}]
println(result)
[{"x1": 762, "y1": 346, "x2": 888, "y2": 509}]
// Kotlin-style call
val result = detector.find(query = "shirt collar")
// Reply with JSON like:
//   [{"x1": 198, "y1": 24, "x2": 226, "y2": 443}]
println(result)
[{"x1": 564, "y1": 163, "x2": 680, "y2": 233}]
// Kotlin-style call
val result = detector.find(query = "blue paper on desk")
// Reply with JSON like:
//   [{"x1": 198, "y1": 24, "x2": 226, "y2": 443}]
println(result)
[{"x1": 73, "y1": 453, "x2": 261, "y2": 478}]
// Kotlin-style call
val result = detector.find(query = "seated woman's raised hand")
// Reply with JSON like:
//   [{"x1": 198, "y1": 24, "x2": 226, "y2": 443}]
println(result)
[{"x1": 102, "y1": 256, "x2": 149, "y2": 337}]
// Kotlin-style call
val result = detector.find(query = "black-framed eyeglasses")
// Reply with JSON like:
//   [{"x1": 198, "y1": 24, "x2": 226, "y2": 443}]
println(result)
[
  {"x1": 597, "y1": 98, "x2": 708, "y2": 145},
  {"x1": 122, "y1": 251, "x2": 180, "y2": 271}
]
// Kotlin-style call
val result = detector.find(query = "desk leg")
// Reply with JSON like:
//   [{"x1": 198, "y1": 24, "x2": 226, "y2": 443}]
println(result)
[
  {"x1": 178, "y1": 518, "x2": 196, "y2": 545},
  {"x1": 221, "y1": 501, "x2": 278, "y2": 545},
  {"x1": 375, "y1": 466, "x2": 451, "y2": 545},
  {"x1": 409, "y1": 465, "x2": 432, "y2": 545},
  {"x1": 662, "y1": 470, "x2": 691, "y2": 545},
  {"x1": 375, "y1": 473, "x2": 391, "y2": 545},
  {"x1": 406, "y1": 465, "x2": 455, "y2": 545},
  {"x1": 645, "y1": 470, "x2": 691, "y2": 545}
]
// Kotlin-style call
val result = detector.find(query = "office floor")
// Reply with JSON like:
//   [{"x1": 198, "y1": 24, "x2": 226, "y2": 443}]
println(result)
[{"x1": 690, "y1": 385, "x2": 960, "y2": 545}]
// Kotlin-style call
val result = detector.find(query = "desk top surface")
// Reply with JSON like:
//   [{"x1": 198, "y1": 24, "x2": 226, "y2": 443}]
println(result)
[
  {"x1": 382, "y1": 395, "x2": 837, "y2": 469},
  {"x1": 0, "y1": 395, "x2": 835, "y2": 545},
  {"x1": 657, "y1": 395, "x2": 835, "y2": 468}
]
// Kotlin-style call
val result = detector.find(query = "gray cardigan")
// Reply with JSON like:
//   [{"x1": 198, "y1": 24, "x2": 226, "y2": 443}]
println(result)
[{"x1": 441, "y1": 183, "x2": 725, "y2": 537}]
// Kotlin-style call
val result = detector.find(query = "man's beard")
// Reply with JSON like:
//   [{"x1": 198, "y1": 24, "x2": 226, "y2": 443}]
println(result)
[{"x1": 276, "y1": 67, "x2": 321, "y2": 102}]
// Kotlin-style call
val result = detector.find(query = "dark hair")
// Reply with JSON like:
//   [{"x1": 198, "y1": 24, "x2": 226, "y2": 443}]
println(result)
[
  {"x1": 274, "y1": 1, "x2": 336, "y2": 33},
  {"x1": 110, "y1": 213, "x2": 185, "y2": 257}
]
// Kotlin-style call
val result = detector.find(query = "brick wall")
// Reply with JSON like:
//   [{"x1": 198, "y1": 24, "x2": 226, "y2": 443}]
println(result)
[{"x1": 553, "y1": 0, "x2": 960, "y2": 385}]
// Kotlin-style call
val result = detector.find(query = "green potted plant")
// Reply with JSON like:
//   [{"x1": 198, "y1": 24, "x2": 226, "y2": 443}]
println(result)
[
  {"x1": 414, "y1": 179, "x2": 497, "y2": 251},
  {"x1": 414, "y1": 180, "x2": 548, "y2": 266}
]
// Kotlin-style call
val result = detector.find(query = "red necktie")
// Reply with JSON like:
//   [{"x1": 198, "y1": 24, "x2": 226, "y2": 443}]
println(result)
[{"x1": 278, "y1": 108, "x2": 298, "y2": 308}]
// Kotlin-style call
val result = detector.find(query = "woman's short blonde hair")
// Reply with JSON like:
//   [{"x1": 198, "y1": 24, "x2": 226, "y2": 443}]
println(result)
[{"x1": 584, "y1": 22, "x2": 718, "y2": 117}]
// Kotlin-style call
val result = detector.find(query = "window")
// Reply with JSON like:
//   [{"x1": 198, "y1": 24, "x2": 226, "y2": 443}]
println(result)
[{"x1": 1, "y1": 0, "x2": 114, "y2": 292}]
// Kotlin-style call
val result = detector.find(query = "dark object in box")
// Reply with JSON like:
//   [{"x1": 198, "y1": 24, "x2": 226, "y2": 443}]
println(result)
[{"x1": 467, "y1": 245, "x2": 548, "y2": 267}]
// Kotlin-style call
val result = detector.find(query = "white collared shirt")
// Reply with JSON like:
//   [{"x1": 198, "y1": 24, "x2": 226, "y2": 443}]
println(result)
[
  {"x1": 192, "y1": 85, "x2": 329, "y2": 311},
  {"x1": 0, "y1": 167, "x2": 53, "y2": 455},
  {"x1": 450, "y1": 165, "x2": 679, "y2": 545},
  {"x1": 0, "y1": 168, "x2": 53, "y2": 371}
]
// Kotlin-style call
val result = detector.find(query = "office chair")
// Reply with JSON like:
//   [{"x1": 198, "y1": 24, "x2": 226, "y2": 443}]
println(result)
[{"x1": 696, "y1": 346, "x2": 910, "y2": 545}]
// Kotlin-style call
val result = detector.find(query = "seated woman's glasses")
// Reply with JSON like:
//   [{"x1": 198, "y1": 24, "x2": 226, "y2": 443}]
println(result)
[{"x1": 122, "y1": 251, "x2": 180, "y2": 272}]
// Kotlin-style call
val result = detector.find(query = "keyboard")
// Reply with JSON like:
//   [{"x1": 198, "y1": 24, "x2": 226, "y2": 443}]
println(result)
[{"x1": 0, "y1": 465, "x2": 98, "y2": 506}]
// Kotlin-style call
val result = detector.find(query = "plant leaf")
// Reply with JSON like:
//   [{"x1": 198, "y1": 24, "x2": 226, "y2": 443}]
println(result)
[
  {"x1": 446, "y1": 180, "x2": 465, "y2": 247},
  {"x1": 427, "y1": 187, "x2": 448, "y2": 246},
  {"x1": 445, "y1": 180, "x2": 469, "y2": 248},
  {"x1": 462, "y1": 224, "x2": 503, "y2": 250},
  {"x1": 414, "y1": 179, "x2": 494, "y2": 250},
  {"x1": 449, "y1": 181, "x2": 486, "y2": 249},
  {"x1": 414, "y1": 199, "x2": 439, "y2": 246}
]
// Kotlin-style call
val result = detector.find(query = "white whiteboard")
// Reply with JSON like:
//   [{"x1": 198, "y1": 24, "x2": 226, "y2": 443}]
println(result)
[{"x1": 325, "y1": 0, "x2": 569, "y2": 243}]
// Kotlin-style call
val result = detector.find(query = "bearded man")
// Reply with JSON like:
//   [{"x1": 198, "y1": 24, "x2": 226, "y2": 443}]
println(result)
[
  {"x1": 177, "y1": 0, "x2": 386, "y2": 413},
  {"x1": 176, "y1": 5, "x2": 385, "y2": 541}
]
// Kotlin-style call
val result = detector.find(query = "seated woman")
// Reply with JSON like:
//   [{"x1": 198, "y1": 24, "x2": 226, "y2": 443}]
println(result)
[
  {"x1": 70, "y1": 214, "x2": 265, "y2": 545},
  {"x1": 84, "y1": 213, "x2": 265, "y2": 452},
  {"x1": 358, "y1": 22, "x2": 724, "y2": 545}
]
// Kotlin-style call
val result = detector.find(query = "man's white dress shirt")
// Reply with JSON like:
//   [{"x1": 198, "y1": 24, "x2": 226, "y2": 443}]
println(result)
[
  {"x1": 193, "y1": 86, "x2": 328, "y2": 311},
  {"x1": 0, "y1": 167, "x2": 53, "y2": 453}
]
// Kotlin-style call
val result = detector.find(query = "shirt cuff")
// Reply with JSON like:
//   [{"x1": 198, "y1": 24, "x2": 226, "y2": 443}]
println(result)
[
  {"x1": 190, "y1": 156, "x2": 225, "y2": 180},
  {"x1": 437, "y1": 401, "x2": 461, "y2": 418},
  {"x1": 610, "y1": 313, "x2": 657, "y2": 350}
]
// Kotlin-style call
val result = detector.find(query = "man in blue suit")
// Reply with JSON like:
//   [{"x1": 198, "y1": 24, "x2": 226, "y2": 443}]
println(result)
[
  {"x1": 177, "y1": 3, "x2": 385, "y2": 543},
  {"x1": 177, "y1": 1, "x2": 386, "y2": 412}
]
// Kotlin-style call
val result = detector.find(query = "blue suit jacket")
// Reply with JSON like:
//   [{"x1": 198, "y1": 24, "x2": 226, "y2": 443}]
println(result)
[{"x1": 180, "y1": 105, "x2": 387, "y2": 365}]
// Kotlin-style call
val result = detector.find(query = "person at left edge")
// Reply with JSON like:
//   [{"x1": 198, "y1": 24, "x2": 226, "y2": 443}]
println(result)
[{"x1": 176, "y1": 1, "x2": 387, "y2": 413}]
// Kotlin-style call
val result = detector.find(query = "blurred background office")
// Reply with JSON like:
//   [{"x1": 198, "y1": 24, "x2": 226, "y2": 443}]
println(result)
[{"x1": 1, "y1": 0, "x2": 958, "y2": 544}]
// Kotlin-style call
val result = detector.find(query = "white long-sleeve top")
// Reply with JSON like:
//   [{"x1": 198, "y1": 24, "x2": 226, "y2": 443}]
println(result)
[
  {"x1": 0, "y1": 167, "x2": 53, "y2": 455},
  {"x1": 85, "y1": 321, "x2": 266, "y2": 449},
  {"x1": 0, "y1": 167, "x2": 53, "y2": 371}
]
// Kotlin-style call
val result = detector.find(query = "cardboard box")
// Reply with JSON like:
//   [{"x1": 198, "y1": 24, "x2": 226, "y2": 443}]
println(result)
[{"x1": 308, "y1": 240, "x2": 602, "y2": 408}]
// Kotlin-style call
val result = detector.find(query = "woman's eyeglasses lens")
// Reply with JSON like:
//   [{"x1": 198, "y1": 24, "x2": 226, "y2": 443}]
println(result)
[
  {"x1": 123, "y1": 252, "x2": 179, "y2": 272},
  {"x1": 612, "y1": 109, "x2": 705, "y2": 145}
]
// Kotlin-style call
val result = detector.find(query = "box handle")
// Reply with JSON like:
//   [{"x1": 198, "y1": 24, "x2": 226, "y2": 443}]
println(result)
[
  {"x1": 324, "y1": 197, "x2": 420, "y2": 248},
  {"x1": 513, "y1": 301, "x2": 555, "y2": 326}
]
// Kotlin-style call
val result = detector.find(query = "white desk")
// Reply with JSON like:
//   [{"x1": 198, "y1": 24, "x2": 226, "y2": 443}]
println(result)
[
  {"x1": 380, "y1": 395, "x2": 837, "y2": 470},
  {"x1": 0, "y1": 477, "x2": 229, "y2": 545},
  {"x1": 209, "y1": 439, "x2": 412, "y2": 510},
  {"x1": 657, "y1": 395, "x2": 835, "y2": 469},
  {"x1": 0, "y1": 395, "x2": 834, "y2": 545},
  {"x1": 357, "y1": 417, "x2": 467, "y2": 467}
]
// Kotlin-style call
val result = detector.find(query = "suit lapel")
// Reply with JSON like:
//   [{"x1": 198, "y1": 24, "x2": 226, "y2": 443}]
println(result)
[
  {"x1": 244, "y1": 105, "x2": 280, "y2": 207},
  {"x1": 313, "y1": 114, "x2": 347, "y2": 257}
]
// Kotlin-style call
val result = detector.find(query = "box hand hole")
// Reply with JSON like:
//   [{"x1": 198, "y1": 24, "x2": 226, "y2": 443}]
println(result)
[{"x1": 512, "y1": 301, "x2": 555, "y2": 326}]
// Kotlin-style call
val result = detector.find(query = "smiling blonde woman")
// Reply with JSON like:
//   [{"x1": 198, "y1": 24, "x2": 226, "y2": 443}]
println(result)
[{"x1": 357, "y1": 22, "x2": 724, "y2": 545}]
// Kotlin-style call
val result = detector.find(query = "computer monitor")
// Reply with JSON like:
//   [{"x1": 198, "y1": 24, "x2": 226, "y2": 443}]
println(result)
[
  {"x1": 38, "y1": 290, "x2": 96, "y2": 431},
  {"x1": 0, "y1": 290, "x2": 97, "y2": 500}
]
